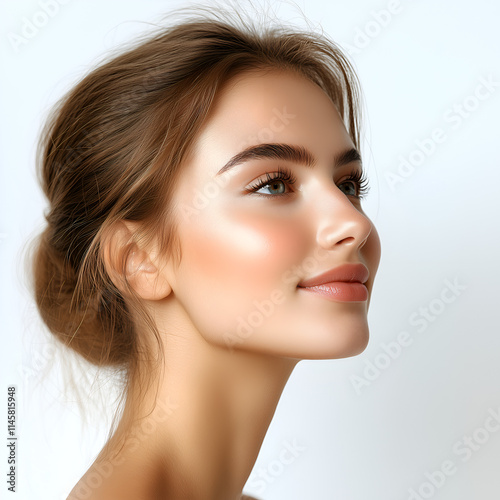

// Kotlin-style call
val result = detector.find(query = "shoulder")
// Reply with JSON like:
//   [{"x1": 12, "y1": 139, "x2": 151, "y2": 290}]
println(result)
[{"x1": 241, "y1": 496, "x2": 262, "y2": 500}]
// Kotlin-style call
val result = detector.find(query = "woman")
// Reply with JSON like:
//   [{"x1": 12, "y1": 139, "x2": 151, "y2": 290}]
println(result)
[{"x1": 31, "y1": 8, "x2": 381, "y2": 500}]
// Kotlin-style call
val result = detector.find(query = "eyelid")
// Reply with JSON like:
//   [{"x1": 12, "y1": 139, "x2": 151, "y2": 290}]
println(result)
[
  {"x1": 242, "y1": 164, "x2": 369, "y2": 199},
  {"x1": 337, "y1": 169, "x2": 370, "y2": 199},
  {"x1": 244, "y1": 165, "x2": 297, "y2": 195}
]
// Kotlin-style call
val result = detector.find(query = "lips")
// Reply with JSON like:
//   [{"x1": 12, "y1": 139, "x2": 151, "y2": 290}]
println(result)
[{"x1": 297, "y1": 263, "x2": 369, "y2": 288}]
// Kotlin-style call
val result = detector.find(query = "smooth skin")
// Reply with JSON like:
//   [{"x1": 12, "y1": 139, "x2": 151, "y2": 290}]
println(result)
[{"x1": 68, "y1": 68, "x2": 381, "y2": 500}]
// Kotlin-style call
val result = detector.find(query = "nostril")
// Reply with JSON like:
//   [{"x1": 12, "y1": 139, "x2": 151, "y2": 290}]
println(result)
[
  {"x1": 317, "y1": 215, "x2": 371, "y2": 250},
  {"x1": 336, "y1": 236, "x2": 356, "y2": 246}
]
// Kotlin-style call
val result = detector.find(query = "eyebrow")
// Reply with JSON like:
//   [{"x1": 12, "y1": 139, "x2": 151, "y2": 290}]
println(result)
[{"x1": 215, "y1": 143, "x2": 362, "y2": 176}]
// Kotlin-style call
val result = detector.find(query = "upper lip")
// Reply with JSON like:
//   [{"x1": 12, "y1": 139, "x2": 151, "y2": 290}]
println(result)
[{"x1": 297, "y1": 263, "x2": 369, "y2": 287}]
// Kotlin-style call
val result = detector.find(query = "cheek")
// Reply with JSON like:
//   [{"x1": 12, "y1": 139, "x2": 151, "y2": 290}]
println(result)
[
  {"x1": 172, "y1": 208, "x2": 307, "y2": 340},
  {"x1": 180, "y1": 209, "x2": 304, "y2": 289}
]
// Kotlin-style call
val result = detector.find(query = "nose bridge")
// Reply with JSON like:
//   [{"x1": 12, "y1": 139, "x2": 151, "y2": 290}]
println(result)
[{"x1": 315, "y1": 187, "x2": 372, "y2": 250}]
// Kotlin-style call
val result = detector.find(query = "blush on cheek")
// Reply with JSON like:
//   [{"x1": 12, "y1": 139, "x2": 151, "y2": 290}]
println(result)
[{"x1": 180, "y1": 210, "x2": 305, "y2": 294}]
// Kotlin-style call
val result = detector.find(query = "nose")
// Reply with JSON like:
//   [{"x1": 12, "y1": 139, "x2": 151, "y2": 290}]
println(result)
[{"x1": 315, "y1": 189, "x2": 373, "y2": 252}]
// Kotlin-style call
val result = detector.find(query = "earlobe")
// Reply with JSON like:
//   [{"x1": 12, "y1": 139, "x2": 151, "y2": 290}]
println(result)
[{"x1": 101, "y1": 220, "x2": 172, "y2": 301}]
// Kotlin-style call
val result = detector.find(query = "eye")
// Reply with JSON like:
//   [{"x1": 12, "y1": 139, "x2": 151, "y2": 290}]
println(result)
[
  {"x1": 256, "y1": 179, "x2": 287, "y2": 195},
  {"x1": 245, "y1": 166, "x2": 296, "y2": 197},
  {"x1": 338, "y1": 180, "x2": 357, "y2": 197},
  {"x1": 337, "y1": 170, "x2": 370, "y2": 199}
]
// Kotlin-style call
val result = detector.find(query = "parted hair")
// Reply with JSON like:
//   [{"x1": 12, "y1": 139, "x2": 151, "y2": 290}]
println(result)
[{"x1": 30, "y1": 7, "x2": 363, "y2": 409}]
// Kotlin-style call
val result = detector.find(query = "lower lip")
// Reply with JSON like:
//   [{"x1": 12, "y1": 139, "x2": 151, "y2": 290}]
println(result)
[{"x1": 298, "y1": 282, "x2": 368, "y2": 302}]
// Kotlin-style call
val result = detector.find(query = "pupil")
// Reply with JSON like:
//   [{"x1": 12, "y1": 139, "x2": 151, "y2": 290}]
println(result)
[{"x1": 271, "y1": 181, "x2": 284, "y2": 193}]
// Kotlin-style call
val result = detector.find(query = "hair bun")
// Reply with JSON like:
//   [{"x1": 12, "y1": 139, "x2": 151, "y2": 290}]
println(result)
[{"x1": 32, "y1": 228, "x2": 131, "y2": 367}]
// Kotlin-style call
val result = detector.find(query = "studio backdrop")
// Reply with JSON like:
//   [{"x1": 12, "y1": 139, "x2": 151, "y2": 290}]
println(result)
[{"x1": 1, "y1": 0, "x2": 499, "y2": 499}]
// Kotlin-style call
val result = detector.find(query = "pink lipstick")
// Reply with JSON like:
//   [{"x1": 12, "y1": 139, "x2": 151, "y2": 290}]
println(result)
[{"x1": 297, "y1": 263, "x2": 369, "y2": 302}]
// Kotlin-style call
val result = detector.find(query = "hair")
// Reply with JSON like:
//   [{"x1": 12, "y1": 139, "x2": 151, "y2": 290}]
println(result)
[{"x1": 30, "y1": 5, "x2": 363, "y2": 427}]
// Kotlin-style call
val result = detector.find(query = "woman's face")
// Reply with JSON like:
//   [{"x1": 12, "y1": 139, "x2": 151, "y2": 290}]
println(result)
[{"x1": 166, "y1": 68, "x2": 381, "y2": 359}]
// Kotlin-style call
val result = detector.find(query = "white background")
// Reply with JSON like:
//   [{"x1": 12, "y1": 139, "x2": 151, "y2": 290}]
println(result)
[{"x1": 2, "y1": 0, "x2": 500, "y2": 499}]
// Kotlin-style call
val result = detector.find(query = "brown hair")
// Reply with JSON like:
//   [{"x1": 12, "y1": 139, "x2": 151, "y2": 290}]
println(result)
[{"x1": 31, "y1": 7, "x2": 362, "y2": 419}]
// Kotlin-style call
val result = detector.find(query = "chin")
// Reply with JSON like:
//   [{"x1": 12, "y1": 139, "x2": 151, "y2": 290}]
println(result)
[
  {"x1": 340, "y1": 330, "x2": 370, "y2": 358},
  {"x1": 238, "y1": 322, "x2": 370, "y2": 361},
  {"x1": 306, "y1": 318, "x2": 370, "y2": 360}
]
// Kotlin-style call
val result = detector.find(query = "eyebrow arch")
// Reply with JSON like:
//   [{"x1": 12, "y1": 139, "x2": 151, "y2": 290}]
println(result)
[{"x1": 215, "y1": 143, "x2": 362, "y2": 176}]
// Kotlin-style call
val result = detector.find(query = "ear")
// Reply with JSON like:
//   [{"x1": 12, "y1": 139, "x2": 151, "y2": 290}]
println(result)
[{"x1": 101, "y1": 220, "x2": 172, "y2": 301}]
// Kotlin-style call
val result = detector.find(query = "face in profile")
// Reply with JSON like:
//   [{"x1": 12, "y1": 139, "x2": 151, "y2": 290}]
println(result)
[{"x1": 162, "y1": 68, "x2": 381, "y2": 360}]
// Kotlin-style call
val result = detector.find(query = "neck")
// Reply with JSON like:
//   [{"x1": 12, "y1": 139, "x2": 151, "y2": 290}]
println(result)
[{"x1": 108, "y1": 310, "x2": 299, "y2": 500}]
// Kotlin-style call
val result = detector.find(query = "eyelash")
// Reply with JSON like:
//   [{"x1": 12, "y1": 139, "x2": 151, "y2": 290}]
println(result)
[
  {"x1": 245, "y1": 166, "x2": 370, "y2": 199},
  {"x1": 245, "y1": 166, "x2": 297, "y2": 197},
  {"x1": 343, "y1": 169, "x2": 370, "y2": 199}
]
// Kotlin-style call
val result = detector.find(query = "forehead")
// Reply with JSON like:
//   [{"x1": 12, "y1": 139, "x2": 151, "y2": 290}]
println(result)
[{"x1": 186, "y1": 68, "x2": 353, "y2": 175}]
